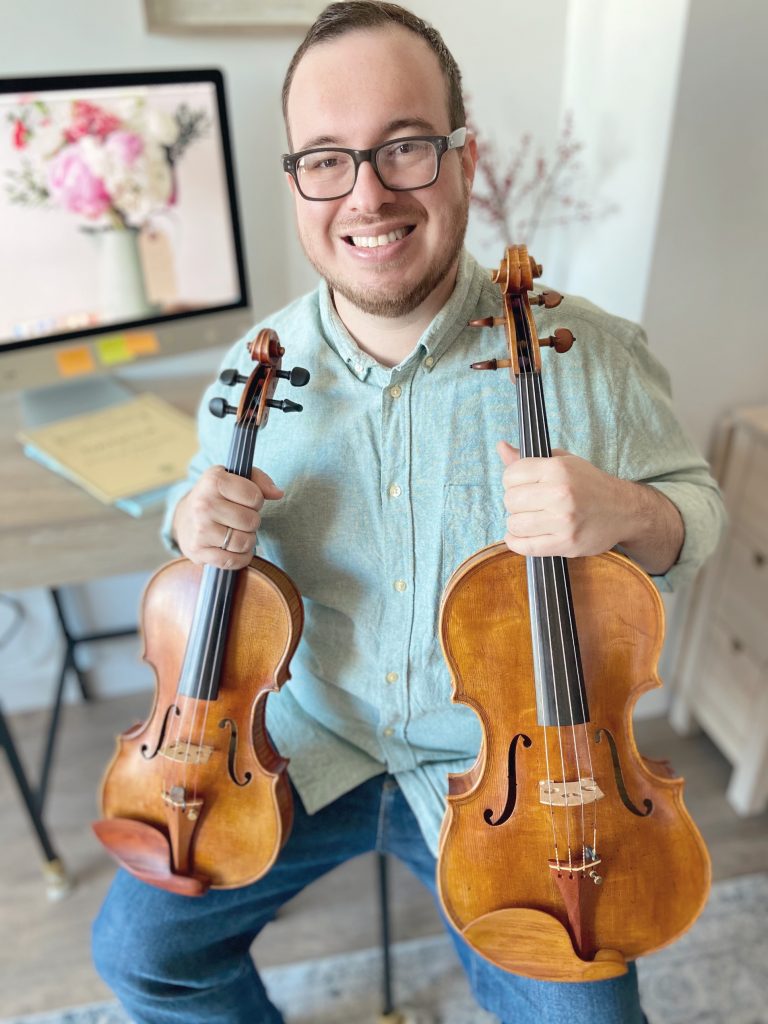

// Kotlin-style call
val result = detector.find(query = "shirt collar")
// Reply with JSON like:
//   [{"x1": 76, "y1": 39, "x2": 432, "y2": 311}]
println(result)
[{"x1": 317, "y1": 248, "x2": 488, "y2": 380}]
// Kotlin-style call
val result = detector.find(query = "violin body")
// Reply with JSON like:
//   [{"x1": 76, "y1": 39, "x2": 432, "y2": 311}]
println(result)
[
  {"x1": 93, "y1": 329, "x2": 309, "y2": 895},
  {"x1": 436, "y1": 246, "x2": 710, "y2": 981},
  {"x1": 97, "y1": 554, "x2": 302, "y2": 892},
  {"x1": 438, "y1": 544, "x2": 710, "y2": 980}
]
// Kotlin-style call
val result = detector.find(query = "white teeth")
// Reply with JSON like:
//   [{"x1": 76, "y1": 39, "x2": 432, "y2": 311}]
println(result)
[{"x1": 350, "y1": 227, "x2": 408, "y2": 247}]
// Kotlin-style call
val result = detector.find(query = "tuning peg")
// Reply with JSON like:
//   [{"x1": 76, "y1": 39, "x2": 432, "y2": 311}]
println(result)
[
  {"x1": 276, "y1": 366, "x2": 311, "y2": 387},
  {"x1": 219, "y1": 368, "x2": 247, "y2": 386},
  {"x1": 540, "y1": 328, "x2": 574, "y2": 353},
  {"x1": 470, "y1": 358, "x2": 513, "y2": 371},
  {"x1": 266, "y1": 398, "x2": 303, "y2": 413},
  {"x1": 530, "y1": 290, "x2": 563, "y2": 309},
  {"x1": 468, "y1": 316, "x2": 505, "y2": 328},
  {"x1": 209, "y1": 397, "x2": 237, "y2": 418}
]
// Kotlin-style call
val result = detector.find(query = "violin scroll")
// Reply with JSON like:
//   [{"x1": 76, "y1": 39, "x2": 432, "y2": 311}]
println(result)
[{"x1": 468, "y1": 246, "x2": 574, "y2": 378}]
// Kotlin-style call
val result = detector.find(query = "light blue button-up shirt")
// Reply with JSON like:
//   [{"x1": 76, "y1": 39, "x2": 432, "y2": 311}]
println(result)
[{"x1": 163, "y1": 250, "x2": 725, "y2": 853}]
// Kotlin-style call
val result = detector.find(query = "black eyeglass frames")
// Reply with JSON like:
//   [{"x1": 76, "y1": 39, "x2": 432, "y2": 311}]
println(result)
[{"x1": 282, "y1": 127, "x2": 467, "y2": 201}]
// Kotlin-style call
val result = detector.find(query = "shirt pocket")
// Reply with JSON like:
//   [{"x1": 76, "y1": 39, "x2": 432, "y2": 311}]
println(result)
[{"x1": 440, "y1": 481, "x2": 504, "y2": 590}]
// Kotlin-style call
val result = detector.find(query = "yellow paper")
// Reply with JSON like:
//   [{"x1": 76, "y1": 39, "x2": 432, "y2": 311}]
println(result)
[{"x1": 18, "y1": 393, "x2": 198, "y2": 503}]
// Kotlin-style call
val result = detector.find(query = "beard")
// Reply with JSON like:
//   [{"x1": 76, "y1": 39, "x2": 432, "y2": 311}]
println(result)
[{"x1": 298, "y1": 178, "x2": 471, "y2": 319}]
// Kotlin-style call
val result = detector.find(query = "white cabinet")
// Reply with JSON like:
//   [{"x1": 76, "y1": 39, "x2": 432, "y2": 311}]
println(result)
[{"x1": 671, "y1": 406, "x2": 768, "y2": 815}]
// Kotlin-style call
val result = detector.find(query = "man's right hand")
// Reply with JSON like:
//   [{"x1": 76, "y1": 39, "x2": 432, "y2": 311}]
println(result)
[{"x1": 172, "y1": 465, "x2": 284, "y2": 569}]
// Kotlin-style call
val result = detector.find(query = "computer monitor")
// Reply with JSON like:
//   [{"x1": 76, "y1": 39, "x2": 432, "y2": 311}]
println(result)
[{"x1": 0, "y1": 68, "x2": 250, "y2": 393}]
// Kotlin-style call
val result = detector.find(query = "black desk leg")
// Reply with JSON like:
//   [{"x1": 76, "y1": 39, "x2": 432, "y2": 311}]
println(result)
[
  {"x1": 0, "y1": 706, "x2": 72, "y2": 899},
  {"x1": 377, "y1": 851, "x2": 405, "y2": 1024},
  {"x1": 37, "y1": 587, "x2": 137, "y2": 815}
]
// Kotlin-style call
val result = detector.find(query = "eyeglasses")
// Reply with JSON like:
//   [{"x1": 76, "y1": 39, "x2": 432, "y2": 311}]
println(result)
[{"x1": 282, "y1": 127, "x2": 467, "y2": 201}]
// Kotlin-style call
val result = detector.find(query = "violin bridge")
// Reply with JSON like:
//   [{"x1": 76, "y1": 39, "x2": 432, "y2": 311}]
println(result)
[
  {"x1": 548, "y1": 855, "x2": 602, "y2": 875},
  {"x1": 539, "y1": 778, "x2": 604, "y2": 806},
  {"x1": 160, "y1": 740, "x2": 214, "y2": 765}
]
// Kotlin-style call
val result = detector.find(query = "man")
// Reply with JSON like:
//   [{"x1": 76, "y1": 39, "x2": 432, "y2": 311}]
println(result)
[{"x1": 93, "y1": 3, "x2": 725, "y2": 1022}]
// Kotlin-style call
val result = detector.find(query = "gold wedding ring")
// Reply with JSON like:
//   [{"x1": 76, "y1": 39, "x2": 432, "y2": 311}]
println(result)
[{"x1": 221, "y1": 526, "x2": 234, "y2": 551}]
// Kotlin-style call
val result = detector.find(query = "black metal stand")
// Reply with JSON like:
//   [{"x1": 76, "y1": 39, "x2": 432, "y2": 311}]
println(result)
[{"x1": 1, "y1": 586, "x2": 138, "y2": 897}]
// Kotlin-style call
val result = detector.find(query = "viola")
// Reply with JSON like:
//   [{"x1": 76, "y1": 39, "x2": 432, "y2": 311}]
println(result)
[
  {"x1": 437, "y1": 246, "x2": 710, "y2": 980},
  {"x1": 93, "y1": 329, "x2": 309, "y2": 895}
]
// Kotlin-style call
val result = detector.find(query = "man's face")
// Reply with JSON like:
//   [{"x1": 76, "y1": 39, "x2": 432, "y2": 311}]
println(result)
[{"x1": 284, "y1": 26, "x2": 477, "y2": 318}]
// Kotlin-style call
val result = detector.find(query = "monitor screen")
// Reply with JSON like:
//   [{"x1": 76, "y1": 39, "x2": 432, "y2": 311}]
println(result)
[{"x1": 0, "y1": 69, "x2": 249, "y2": 388}]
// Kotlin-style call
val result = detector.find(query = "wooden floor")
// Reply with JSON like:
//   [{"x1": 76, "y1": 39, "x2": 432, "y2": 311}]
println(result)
[{"x1": 1, "y1": 691, "x2": 767, "y2": 1018}]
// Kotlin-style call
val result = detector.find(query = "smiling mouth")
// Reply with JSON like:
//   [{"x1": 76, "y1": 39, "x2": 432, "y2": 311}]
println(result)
[{"x1": 345, "y1": 226, "x2": 414, "y2": 248}]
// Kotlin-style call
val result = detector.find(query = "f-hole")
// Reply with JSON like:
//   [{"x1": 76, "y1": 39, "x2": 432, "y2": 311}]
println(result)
[
  {"x1": 141, "y1": 704, "x2": 180, "y2": 759},
  {"x1": 484, "y1": 733, "x2": 532, "y2": 826},
  {"x1": 219, "y1": 718, "x2": 253, "y2": 787},
  {"x1": 595, "y1": 727, "x2": 653, "y2": 816}
]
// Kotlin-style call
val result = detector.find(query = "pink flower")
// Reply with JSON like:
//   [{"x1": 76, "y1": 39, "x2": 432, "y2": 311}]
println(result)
[
  {"x1": 47, "y1": 145, "x2": 112, "y2": 219},
  {"x1": 104, "y1": 130, "x2": 144, "y2": 167},
  {"x1": 12, "y1": 119, "x2": 28, "y2": 149},
  {"x1": 64, "y1": 100, "x2": 121, "y2": 142}
]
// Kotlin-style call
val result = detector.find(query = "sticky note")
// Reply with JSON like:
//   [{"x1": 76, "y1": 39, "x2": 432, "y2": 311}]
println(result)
[
  {"x1": 96, "y1": 335, "x2": 134, "y2": 366},
  {"x1": 125, "y1": 332, "x2": 160, "y2": 356},
  {"x1": 56, "y1": 346, "x2": 96, "y2": 378}
]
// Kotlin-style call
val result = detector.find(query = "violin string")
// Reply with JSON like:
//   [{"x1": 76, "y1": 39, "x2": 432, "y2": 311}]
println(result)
[
  {"x1": 518, "y1": 347, "x2": 567, "y2": 870},
  {"x1": 532, "y1": 366, "x2": 593, "y2": 868},
  {"x1": 188, "y1": 378, "x2": 261, "y2": 806},
  {"x1": 166, "y1": 371, "x2": 260, "y2": 822},
  {"x1": 524, "y1": 368, "x2": 574, "y2": 871}
]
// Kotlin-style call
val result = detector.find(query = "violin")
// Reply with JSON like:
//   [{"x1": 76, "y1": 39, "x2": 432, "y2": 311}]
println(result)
[
  {"x1": 436, "y1": 247, "x2": 710, "y2": 980},
  {"x1": 93, "y1": 330, "x2": 309, "y2": 895}
]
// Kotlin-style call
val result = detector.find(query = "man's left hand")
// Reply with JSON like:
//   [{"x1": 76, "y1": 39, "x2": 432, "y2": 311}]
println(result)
[{"x1": 497, "y1": 440, "x2": 684, "y2": 574}]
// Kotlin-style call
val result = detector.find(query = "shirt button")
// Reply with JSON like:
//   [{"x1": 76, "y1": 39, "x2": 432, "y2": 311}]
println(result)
[
  {"x1": 383, "y1": 727, "x2": 394, "y2": 737},
  {"x1": 386, "y1": 672, "x2": 399, "y2": 684},
  {"x1": 424, "y1": 355, "x2": 434, "y2": 367},
  {"x1": 394, "y1": 579, "x2": 407, "y2": 592},
  {"x1": 389, "y1": 384, "x2": 402, "y2": 398},
  {"x1": 388, "y1": 483, "x2": 402, "y2": 498},
  {"x1": 354, "y1": 362, "x2": 364, "y2": 374}
]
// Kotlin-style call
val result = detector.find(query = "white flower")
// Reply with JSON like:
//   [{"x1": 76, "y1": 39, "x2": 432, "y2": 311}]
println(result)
[{"x1": 145, "y1": 108, "x2": 179, "y2": 147}]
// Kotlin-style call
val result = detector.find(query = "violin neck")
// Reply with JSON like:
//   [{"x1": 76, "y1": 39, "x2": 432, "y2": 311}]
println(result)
[
  {"x1": 178, "y1": 566, "x2": 237, "y2": 700},
  {"x1": 516, "y1": 370, "x2": 590, "y2": 727},
  {"x1": 177, "y1": 420, "x2": 260, "y2": 701}
]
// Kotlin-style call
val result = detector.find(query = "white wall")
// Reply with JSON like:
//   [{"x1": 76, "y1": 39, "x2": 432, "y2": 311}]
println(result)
[{"x1": 642, "y1": 0, "x2": 768, "y2": 453}]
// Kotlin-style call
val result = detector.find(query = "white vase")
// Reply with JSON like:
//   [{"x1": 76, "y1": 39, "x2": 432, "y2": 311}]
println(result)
[{"x1": 96, "y1": 228, "x2": 154, "y2": 323}]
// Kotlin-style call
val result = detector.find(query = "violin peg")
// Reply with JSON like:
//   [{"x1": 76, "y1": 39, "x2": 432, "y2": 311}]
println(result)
[
  {"x1": 541, "y1": 328, "x2": 574, "y2": 353},
  {"x1": 530, "y1": 290, "x2": 563, "y2": 309},
  {"x1": 266, "y1": 398, "x2": 303, "y2": 413},
  {"x1": 470, "y1": 358, "x2": 513, "y2": 371},
  {"x1": 209, "y1": 397, "x2": 237, "y2": 418},
  {"x1": 276, "y1": 366, "x2": 311, "y2": 387},
  {"x1": 468, "y1": 316, "x2": 505, "y2": 328},
  {"x1": 219, "y1": 368, "x2": 248, "y2": 386}
]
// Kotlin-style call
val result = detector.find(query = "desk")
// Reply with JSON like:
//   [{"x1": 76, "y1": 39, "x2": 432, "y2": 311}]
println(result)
[{"x1": 0, "y1": 369, "x2": 208, "y2": 894}]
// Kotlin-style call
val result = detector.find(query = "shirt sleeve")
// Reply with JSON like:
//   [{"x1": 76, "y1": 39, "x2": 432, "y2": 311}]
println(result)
[{"x1": 613, "y1": 321, "x2": 726, "y2": 591}]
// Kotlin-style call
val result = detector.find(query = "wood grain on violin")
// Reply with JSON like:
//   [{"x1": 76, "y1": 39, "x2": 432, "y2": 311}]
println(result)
[
  {"x1": 437, "y1": 247, "x2": 710, "y2": 981},
  {"x1": 93, "y1": 330, "x2": 309, "y2": 894}
]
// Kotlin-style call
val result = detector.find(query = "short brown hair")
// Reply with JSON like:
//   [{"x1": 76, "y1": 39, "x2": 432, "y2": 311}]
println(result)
[{"x1": 281, "y1": 1, "x2": 465, "y2": 145}]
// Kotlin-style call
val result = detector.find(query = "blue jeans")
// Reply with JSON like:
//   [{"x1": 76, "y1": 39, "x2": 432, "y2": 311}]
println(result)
[{"x1": 93, "y1": 774, "x2": 646, "y2": 1023}]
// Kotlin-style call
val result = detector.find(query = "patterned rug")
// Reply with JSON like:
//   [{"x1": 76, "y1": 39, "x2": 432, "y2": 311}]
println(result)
[{"x1": 4, "y1": 873, "x2": 767, "y2": 1024}]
